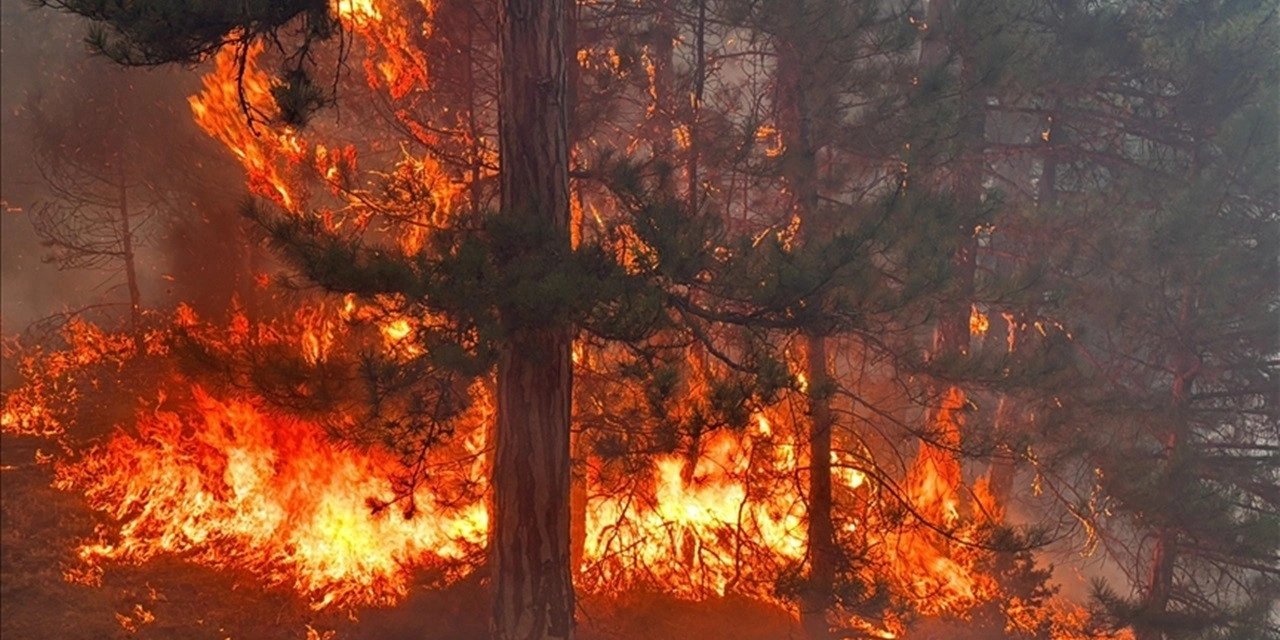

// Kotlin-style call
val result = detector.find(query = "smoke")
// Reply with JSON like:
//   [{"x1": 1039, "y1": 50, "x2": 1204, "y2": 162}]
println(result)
[
  {"x1": 0, "y1": 0, "x2": 255, "y2": 337},
  {"x1": 0, "y1": 1, "x2": 81, "y2": 333}
]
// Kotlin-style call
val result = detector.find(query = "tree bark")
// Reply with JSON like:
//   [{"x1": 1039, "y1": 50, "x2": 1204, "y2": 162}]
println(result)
[
  {"x1": 802, "y1": 334, "x2": 836, "y2": 640},
  {"x1": 492, "y1": 1, "x2": 575, "y2": 638},
  {"x1": 463, "y1": 7, "x2": 485, "y2": 217},
  {"x1": 906, "y1": 0, "x2": 983, "y2": 559},
  {"x1": 687, "y1": 0, "x2": 706, "y2": 214},
  {"x1": 776, "y1": 8, "x2": 836, "y2": 635},
  {"x1": 984, "y1": 105, "x2": 1057, "y2": 519},
  {"x1": 650, "y1": 0, "x2": 677, "y2": 172},
  {"x1": 564, "y1": 0, "x2": 589, "y2": 583}
]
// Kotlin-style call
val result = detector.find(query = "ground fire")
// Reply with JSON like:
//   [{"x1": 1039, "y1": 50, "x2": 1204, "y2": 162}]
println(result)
[{"x1": 1, "y1": 0, "x2": 1275, "y2": 639}]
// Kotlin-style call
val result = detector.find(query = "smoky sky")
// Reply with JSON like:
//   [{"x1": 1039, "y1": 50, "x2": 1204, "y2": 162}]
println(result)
[{"x1": 1, "y1": 0, "x2": 253, "y2": 335}]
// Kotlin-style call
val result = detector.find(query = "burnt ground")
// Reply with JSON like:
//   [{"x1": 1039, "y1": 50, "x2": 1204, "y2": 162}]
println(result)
[{"x1": 1, "y1": 434, "x2": 799, "y2": 640}]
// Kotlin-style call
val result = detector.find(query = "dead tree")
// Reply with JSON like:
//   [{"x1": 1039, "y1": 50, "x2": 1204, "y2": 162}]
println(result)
[{"x1": 30, "y1": 136, "x2": 160, "y2": 340}]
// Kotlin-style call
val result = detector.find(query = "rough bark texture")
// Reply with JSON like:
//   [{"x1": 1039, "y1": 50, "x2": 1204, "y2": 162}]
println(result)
[
  {"x1": 913, "y1": 0, "x2": 982, "y2": 554},
  {"x1": 777, "y1": 10, "x2": 835, "y2": 636},
  {"x1": 564, "y1": 1, "x2": 588, "y2": 580},
  {"x1": 934, "y1": 56, "x2": 982, "y2": 363},
  {"x1": 916, "y1": 0, "x2": 980, "y2": 363},
  {"x1": 492, "y1": 1, "x2": 575, "y2": 638},
  {"x1": 802, "y1": 335, "x2": 836, "y2": 640},
  {"x1": 987, "y1": 396, "x2": 1017, "y2": 510},
  {"x1": 985, "y1": 106, "x2": 1057, "y2": 517},
  {"x1": 686, "y1": 0, "x2": 706, "y2": 214},
  {"x1": 649, "y1": 0, "x2": 676, "y2": 168},
  {"x1": 568, "y1": 427, "x2": 587, "y2": 577}
]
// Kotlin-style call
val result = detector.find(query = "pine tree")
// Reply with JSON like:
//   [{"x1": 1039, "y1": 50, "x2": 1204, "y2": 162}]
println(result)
[
  {"x1": 1001, "y1": 0, "x2": 1280, "y2": 636},
  {"x1": 489, "y1": 1, "x2": 576, "y2": 637}
]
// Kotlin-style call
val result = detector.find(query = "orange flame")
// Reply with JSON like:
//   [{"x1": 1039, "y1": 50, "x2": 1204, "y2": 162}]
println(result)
[
  {"x1": 56, "y1": 388, "x2": 487, "y2": 609},
  {"x1": 4, "y1": 314, "x2": 1005, "y2": 623}
]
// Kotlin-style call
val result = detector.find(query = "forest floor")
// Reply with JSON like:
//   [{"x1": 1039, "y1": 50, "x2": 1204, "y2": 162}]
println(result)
[{"x1": 0, "y1": 433, "x2": 800, "y2": 640}]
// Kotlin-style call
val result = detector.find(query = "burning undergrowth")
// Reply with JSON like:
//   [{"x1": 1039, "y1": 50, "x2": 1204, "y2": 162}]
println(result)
[
  {"x1": 1, "y1": 304, "x2": 1127, "y2": 639},
  {"x1": 3, "y1": 0, "x2": 1216, "y2": 636}
]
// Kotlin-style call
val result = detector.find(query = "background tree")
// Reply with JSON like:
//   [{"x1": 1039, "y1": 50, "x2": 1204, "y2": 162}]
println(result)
[
  {"x1": 25, "y1": 65, "x2": 173, "y2": 339},
  {"x1": 1037, "y1": 0, "x2": 1279, "y2": 635}
]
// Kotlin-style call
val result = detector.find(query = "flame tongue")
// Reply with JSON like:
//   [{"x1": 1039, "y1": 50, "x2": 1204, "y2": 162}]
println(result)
[
  {"x1": 581, "y1": 425, "x2": 808, "y2": 598},
  {"x1": 9, "y1": 0, "x2": 1003, "y2": 622},
  {"x1": 56, "y1": 388, "x2": 487, "y2": 608},
  {"x1": 2, "y1": 308, "x2": 1005, "y2": 628}
]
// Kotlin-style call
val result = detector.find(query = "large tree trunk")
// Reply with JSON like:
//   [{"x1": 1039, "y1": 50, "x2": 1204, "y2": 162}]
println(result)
[
  {"x1": 914, "y1": 0, "x2": 983, "y2": 516},
  {"x1": 776, "y1": 9, "x2": 835, "y2": 635},
  {"x1": 649, "y1": 0, "x2": 677, "y2": 173},
  {"x1": 563, "y1": 0, "x2": 590, "y2": 583},
  {"x1": 801, "y1": 334, "x2": 836, "y2": 640},
  {"x1": 463, "y1": 7, "x2": 485, "y2": 217},
  {"x1": 985, "y1": 106, "x2": 1058, "y2": 517},
  {"x1": 492, "y1": 1, "x2": 575, "y2": 638}
]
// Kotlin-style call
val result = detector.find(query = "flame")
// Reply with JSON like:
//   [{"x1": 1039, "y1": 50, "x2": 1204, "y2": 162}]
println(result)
[
  {"x1": 56, "y1": 388, "x2": 487, "y2": 608},
  {"x1": 378, "y1": 316, "x2": 424, "y2": 359},
  {"x1": 970, "y1": 305, "x2": 990, "y2": 337},
  {"x1": 581, "y1": 424, "x2": 808, "y2": 597},
  {"x1": 189, "y1": 45, "x2": 307, "y2": 212},
  {"x1": 908, "y1": 387, "x2": 965, "y2": 526},
  {"x1": 886, "y1": 386, "x2": 995, "y2": 614},
  {"x1": 0, "y1": 0, "x2": 1068, "y2": 630},
  {"x1": 3, "y1": 312, "x2": 1007, "y2": 623},
  {"x1": 336, "y1": 0, "x2": 431, "y2": 99},
  {"x1": 756, "y1": 124, "x2": 785, "y2": 158},
  {"x1": 1, "y1": 319, "x2": 144, "y2": 438},
  {"x1": 298, "y1": 306, "x2": 339, "y2": 364}
]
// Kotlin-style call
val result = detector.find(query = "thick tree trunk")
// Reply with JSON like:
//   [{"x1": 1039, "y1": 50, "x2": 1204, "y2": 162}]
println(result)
[
  {"x1": 492, "y1": 1, "x2": 575, "y2": 638},
  {"x1": 650, "y1": 0, "x2": 676, "y2": 170},
  {"x1": 906, "y1": 0, "x2": 982, "y2": 567},
  {"x1": 563, "y1": 0, "x2": 589, "y2": 584},
  {"x1": 935, "y1": 53, "x2": 982, "y2": 363},
  {"x1": 983, "y1": 104, "x2": 1059, "y2": 526},
  {"x1": 984, "y1": 107, "x2": 1057, "y2": 520},
  {"x1": 494, "y1": 332, "x2": 575, "y2": 640},
  {"x1": 986, "y1": 396, "x2": 1017, "y2": 511},
  {"x1": 915, "y1": 0, "x2": 979, "y2": 363},
  {"x1": 1038, "y1": 119, "x2": 1059, "y2": 208},
  {"x1": 802, "y1": 334, "x2": 836, "y2": 640},
  {"x1": 463, "y1": 9, "x2": 485, "y2": 216},
  {"x1": 776, "y1": 10, "x2": 835, "y2": 636},
  {"x1": 568, "y1": 426, "x2": 587, "y2": 577}
]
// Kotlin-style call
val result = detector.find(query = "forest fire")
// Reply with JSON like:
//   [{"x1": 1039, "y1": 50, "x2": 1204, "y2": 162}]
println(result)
[
  {"x1": 2, "y1": 0, "x2": 1274, "y2": 638},
  {"x1": 4, "y1": 311, "x2": 989, "y2": 623},
  {"x1": 58, "y1": 388, "x2": 489, "y2": 609}
]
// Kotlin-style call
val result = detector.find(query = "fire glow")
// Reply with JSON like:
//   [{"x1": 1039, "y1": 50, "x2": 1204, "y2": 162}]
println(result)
[
  {"x1": 0, "y1": 0, "x2": 1146, "y2": 637},
  {"x1": 4, "y1": 310, "x2": 1001, "y2": 631},
  {"x1": 5, "y1": 0, "x2": 996, "y2": 624}
]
